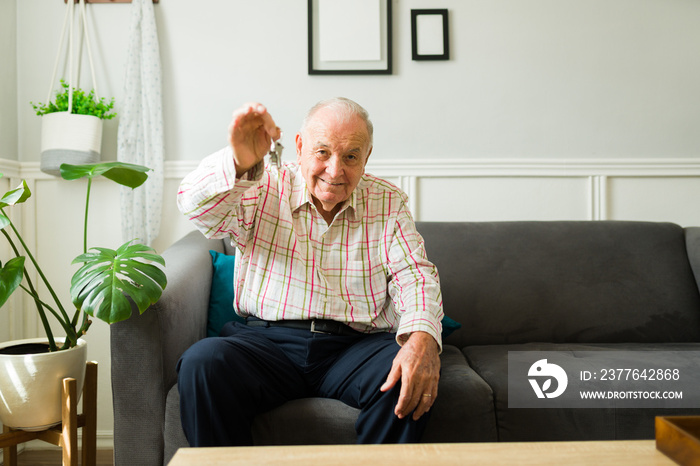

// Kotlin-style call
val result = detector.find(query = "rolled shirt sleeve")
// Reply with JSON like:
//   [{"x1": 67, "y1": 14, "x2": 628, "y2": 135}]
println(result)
[{"x1": 386, "y1": 200, "x2": 444, "y2": 352}]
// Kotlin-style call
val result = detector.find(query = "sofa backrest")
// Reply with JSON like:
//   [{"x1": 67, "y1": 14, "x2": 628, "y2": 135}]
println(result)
[{"x1": 416, "y1": 221, "x2": 700, "y2": 348}]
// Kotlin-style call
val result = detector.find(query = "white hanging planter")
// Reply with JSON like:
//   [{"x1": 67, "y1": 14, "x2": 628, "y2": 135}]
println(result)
[
  {"x1": 37, "y1": 0, "x2": 108, "y2": 176},
  {"x1": 0, "y1": 338, "x2": 87, "y2": 431},
  {"x1": 40, "y1": 112, "x2": 102, "y2": 176}
]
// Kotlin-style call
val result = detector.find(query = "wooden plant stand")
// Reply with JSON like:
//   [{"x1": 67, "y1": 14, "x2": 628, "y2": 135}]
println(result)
[{"x1": 0, "y1": 361, "x2": 97, "y2": 466}]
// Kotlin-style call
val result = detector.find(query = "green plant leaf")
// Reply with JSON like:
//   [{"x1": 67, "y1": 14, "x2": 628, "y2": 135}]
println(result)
[
  {"x1": 31, "y1": 80, "x2": 116, "y2": 119},
  {"x1": 70, "y1": 241, "x2": 167, "y2": 324},
  {"x1": 0, "y1": 256, "x2": 25, "y2": 308},
  {"x1": 0, "y1": 180, "x2": 31, "y2": 209},
  {"x1": 60, "y1": 162, "x2": 151, "y2": 188}
]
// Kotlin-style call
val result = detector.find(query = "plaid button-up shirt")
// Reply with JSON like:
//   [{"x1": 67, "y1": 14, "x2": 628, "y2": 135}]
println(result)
[{"x1": 177, "y1": 147, "x2": 444, "y2": 348}]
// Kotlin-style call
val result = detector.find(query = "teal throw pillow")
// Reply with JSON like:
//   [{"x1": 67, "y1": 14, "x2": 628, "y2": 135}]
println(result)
[
  {"x1": 208, "y1": 250, "x2": 245, "y2": 337},
  {"x1": 441, "y1": 315, "x2": 462, "y2": 338}
]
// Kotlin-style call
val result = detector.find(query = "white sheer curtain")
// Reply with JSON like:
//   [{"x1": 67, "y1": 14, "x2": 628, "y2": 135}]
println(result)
[{"x1": 117, "y1": 0, "x2": 163, "y2": 246}]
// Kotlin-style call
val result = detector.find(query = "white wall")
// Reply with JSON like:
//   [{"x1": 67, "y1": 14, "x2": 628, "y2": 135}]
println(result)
[
  {"x1": 3, "y1": 0, "x2": 700, "y2": 448},
  {"x1": 15, "y1": 0, "x2": 700, "y2": 166},
  {"x1": 0, "y1": 4, "x2": 21, "y2": 417},
  {"x1": 0, "y1": 0, "x2": 18, "y2": 161}
]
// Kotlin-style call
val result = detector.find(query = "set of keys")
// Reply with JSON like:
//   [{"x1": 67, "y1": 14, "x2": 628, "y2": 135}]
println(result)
[{"x1": 268, "y1": 133, "x2": 284, "y2": 170}]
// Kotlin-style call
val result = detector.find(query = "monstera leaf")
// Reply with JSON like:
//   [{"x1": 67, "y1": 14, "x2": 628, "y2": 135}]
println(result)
[
  {"x1": 0, "y1": 256, "x2": 25, "y2": 308},
  {"x1": 60, "y1": 162, "x2": 150, "y2": 188},
  {"x1": 0, "y1": 181, "x2": 31, "y2": 308},
  {"x1": 70, "y1": 241, "x2": 167, "y2": 324},
  {"x1": 0, "y1": 179, "x2": 31, "y2": 207},
  {"x1": 0, "y1": 180, "x2": 31, "y2": 229}
]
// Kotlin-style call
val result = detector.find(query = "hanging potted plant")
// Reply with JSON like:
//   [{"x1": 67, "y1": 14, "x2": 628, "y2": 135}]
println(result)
[
  {"x1": 33, "y1": 0, "x2": 112, "y2": 176},
  {"x1": 32, "y1": 80, "x2": 116, "y2": 176},
  {"x1": 0, "y1": 162, "x2": 167, "y2": 430}
]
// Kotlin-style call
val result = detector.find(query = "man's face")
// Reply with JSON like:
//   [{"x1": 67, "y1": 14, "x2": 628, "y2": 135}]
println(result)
[{"x1": 296, "y1": 107, "x2": 372, "y2": 218}]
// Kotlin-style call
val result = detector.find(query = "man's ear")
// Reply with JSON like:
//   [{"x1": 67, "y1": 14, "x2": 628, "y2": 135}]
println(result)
[
  {"x1": 363, "y1": 146, "x2": 373, "y2": 172},
  {"x1": 295, "y1": 132, "x2": 303, "y2": 162}
]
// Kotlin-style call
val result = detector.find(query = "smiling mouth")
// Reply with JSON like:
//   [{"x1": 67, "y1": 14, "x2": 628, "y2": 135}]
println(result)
[{"x1": 319, "y1": 178, "x2": 344, "y2": 186}]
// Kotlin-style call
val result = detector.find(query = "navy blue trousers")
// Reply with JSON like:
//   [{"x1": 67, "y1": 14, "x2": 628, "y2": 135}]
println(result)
[{"x1": 176, "y1": 321, "x2": 430, "y2": 446}]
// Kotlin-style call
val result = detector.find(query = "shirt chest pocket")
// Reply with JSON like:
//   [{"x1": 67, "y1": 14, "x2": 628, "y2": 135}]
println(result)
[{"x1": 340, "y1": 257, "x2": 388, "y2": 310}]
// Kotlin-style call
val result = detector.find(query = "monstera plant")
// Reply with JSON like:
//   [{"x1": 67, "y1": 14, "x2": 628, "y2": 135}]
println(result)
[{"x1": 0, "y1": 162, "x2": 166, "y2": 352}]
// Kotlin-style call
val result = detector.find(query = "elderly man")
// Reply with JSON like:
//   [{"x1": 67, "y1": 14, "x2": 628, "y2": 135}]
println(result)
[{"x1": 176, "y1": 98, "x2": 443, "y2": 446}]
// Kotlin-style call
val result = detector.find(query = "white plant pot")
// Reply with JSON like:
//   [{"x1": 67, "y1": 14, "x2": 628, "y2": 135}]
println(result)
[
  {"x1": 0, "y1": 337, "x2": 87, "y2": 431},
  {"x1": 40, "y1": 112, "x2": 102, "y2": 176}
]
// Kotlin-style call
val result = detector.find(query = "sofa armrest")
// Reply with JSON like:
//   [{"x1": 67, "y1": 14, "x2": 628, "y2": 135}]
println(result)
[{"x1": 111, "y1": 230, "x2": 223, "y2": 466}]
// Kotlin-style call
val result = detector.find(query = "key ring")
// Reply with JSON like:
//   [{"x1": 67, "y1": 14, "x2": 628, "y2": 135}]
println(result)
[{"x1": 268, "y1": 131, "x2": 284, "y2": 170}]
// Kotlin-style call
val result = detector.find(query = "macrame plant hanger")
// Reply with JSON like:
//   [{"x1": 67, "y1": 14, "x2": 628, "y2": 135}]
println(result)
[{"x1": 40, "y1": 0, "x2": 103, "y2": 176}]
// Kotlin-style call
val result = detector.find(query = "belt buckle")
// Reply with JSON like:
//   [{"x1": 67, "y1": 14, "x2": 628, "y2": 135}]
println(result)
[{"x1": 310, "y1": 320, "x2": 332, "y2": 335}]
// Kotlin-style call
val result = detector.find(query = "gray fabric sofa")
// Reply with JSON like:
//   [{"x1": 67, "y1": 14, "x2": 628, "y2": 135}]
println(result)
[{"x1": 111, "y1": 221, "x2": 700, "y2": 466}]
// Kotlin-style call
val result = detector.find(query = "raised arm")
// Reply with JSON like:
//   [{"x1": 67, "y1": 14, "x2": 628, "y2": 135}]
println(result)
[{"x1": 177, "y1": 103, "x2": 281, "y2": 244}]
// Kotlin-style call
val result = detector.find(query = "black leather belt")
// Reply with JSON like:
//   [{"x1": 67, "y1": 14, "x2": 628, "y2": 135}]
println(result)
[{"x1": 246, "y1": 317, "x2": 361, "y2": 337}]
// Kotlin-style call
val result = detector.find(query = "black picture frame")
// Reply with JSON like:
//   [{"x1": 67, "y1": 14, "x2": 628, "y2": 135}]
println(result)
[
  {"x1": 308, "y1": 0, "x2": 393, "y2": 75},
  {"x1": 411, "y1": 9, "x2": 449, "y2": 61}
]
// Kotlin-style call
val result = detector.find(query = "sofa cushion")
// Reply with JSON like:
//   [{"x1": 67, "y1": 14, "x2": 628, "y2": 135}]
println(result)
[
  {"x1": 253, "y1": 397, "x2": 359, "y2": 445},
  {"x1": 416, "y1": 221, "x2": 700, "y2": 347},
  {"x1": 463, "y1": 342, "x2": 700, "y2": 441},
  {"x1": 421, "y1": 345, "x2": 497, "y2": 442}
]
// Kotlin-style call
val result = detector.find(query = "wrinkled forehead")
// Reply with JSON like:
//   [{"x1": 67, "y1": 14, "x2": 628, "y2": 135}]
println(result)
[{"x1": 303, "y1": 108, "x2": 372, "y2": 151}]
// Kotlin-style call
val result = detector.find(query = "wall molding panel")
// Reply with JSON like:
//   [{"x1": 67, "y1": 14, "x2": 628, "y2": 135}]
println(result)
[{"x1": 363, "y1": 158, "x2": 700, "y2": 224}]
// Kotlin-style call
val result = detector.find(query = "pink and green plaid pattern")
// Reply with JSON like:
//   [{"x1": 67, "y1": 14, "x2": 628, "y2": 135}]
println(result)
[{"x1": 178, "y1": 147, "x2": 444, "y2": 348}]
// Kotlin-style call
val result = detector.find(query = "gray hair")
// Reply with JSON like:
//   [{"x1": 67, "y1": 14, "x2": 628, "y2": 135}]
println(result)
[{"x1": 301, "y1": 97, "x2": 374, "y2": 146}]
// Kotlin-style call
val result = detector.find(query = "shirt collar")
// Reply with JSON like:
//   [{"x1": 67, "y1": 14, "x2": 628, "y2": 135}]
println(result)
[{"x1": 289, "y1": 164, "x2": 360, "y2": 219}]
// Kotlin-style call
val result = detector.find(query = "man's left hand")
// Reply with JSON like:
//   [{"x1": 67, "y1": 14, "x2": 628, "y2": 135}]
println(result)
[{"x1": 380, "y1": 331, "x2": 440, "y2": 421}]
